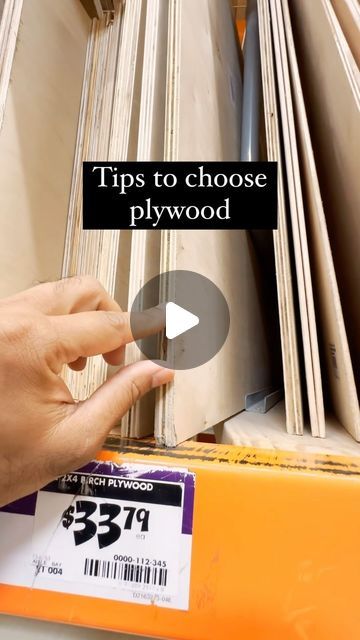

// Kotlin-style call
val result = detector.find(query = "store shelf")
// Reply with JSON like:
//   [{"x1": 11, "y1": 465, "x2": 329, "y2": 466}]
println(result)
[{"x1": 1, "y1": 439, "x2": 360, "y2": 640}]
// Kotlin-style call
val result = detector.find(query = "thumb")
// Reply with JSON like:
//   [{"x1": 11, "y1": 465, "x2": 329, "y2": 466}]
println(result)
[{"x1": 57, "y1": 360, "x2": 174, "y2": 466}]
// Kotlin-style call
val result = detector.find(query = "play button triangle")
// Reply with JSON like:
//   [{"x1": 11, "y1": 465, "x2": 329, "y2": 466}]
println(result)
[{"x1": 165, "y1": 302, "x2": 199, "y2": 340}]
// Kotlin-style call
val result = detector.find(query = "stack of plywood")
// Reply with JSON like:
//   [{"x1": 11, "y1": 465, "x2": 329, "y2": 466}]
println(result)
[
  {"x1": 0, "y1": 0, "x2": 359, "y2": 452},
  {"x1": 119, "y1": 0, "x2": 274, "y2": 445},
  {"x1": 223, "y1": 0, "x2": 359, "y2": 451}
]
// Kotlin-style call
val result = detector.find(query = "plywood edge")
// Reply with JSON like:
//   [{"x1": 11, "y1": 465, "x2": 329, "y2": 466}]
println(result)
[
  {"x1": 258, "y1": 0, "x2": 304, "y2": 435},
  {"x1": 281, "y1": 0, "x2": 360, "y2": 441},
  {"x1": 0, "y1": 0, "x2": 23, "y2": 131},
  {"x1": 220, "y1": 402, "x2": 360, "y2": 458},
  {"x1": 270, "y1": 0, "x2": 325, "y2": 437}
]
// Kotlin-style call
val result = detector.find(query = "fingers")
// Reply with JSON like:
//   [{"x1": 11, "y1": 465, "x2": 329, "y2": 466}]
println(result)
[
  {"x1": 68, "y1": 347, "x2": 126, "y2": 370},
  {"x1": 131, "y1": 305, "x2": 165, "y2": 338},
  {"x1": 5, "y1": 276, "x2": 121, "y2": 316},
  {"x1": 4, "y1": 278, "x2": 165, "y2": 371},
  {"x1": 50, "y1": 307, "x2": 165, "y2": 367},
  {"x1": 103, "y1": 345, "x2": 125, "y2": 367},
  {"x1": 51, "y1": 311, "x2": 132, "y2": 366},
  {"x1": 57, "y1": 361, "x2": 174, "y2": 460},
  {"x1": 68, "y1": 357, "x2": 87, "y2": 372}
]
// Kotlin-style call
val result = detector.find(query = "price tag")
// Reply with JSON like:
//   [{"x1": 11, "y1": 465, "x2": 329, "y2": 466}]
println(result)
[{"x1": 0, "y1": 461, "x2": 195, "y2": 611}]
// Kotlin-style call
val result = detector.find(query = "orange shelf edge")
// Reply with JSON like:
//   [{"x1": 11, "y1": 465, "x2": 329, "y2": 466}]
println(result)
[{"x1": 1, "y1": 439, "x2": 360, "y2": 640}]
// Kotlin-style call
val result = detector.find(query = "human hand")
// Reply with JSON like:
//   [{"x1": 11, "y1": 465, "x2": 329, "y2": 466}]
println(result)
[{"x1": 0, "y1": 276, "x2": 173, "y2": 507}]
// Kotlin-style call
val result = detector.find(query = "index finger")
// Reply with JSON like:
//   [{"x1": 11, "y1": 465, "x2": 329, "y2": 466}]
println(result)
[
  {"x1": 5, "y1": 276, "x2": 121, "y2": 315},
  {"x1": 50, "y1": 306, "x2": 165, "y2": 367}
]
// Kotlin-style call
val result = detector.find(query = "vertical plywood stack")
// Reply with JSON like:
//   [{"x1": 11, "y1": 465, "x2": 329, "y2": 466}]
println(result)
[
  {"x1": 285, "y1": 0, "x2": 360, "y2": 438},
  {"x1": 63, "y1": 1, "x2": 124, "y2": 400},
  {"x1": 223, "y1": 0, "x2": 360, "y2": 452},
  {"x1": 154, "y1": 0, "x2": 273, "y2": 445},
  {"x1": 1, "y1": 0, "x2": 359, "y2": 452},
  {"x1": 120, "y1": 0, "x2": 167, "y2": 439},
  {"x1": 62, "y1": 0, "x2": 274, "y2": 445}
]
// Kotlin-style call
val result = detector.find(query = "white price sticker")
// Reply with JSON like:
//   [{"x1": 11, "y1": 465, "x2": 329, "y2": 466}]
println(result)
[{"x1": 0, "y1": 462, "x2": 195, "y2": 610}]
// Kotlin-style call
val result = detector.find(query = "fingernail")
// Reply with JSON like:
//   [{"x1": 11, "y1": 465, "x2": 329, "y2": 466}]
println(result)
[{"x1": 152, "y1": 368, "x2": 174, "y2": 388}]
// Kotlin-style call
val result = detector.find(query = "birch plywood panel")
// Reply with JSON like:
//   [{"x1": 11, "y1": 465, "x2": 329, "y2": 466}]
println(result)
[
  {"x1": 281, "y1": 0, "x2": 359, "y2": 439},
  {"x1": 270, "y1": 0, "x2": 325, "y2": 436},
  {"x1": 156, "y1": 0, "x2": 272, "y2": 445},
  {"x1": 288, "y1": 0, "x2": 360, "y2": 392},
  {"x1": 0, "y1": 0, "x2": 89, "y2": 298},
  {"x1": 330, "y1": 0, "x2": 360, "y2": 68},
  {"x1": 62, "y1": 0, "x2": 145, "y2": 401},
  {"x1": 258, "y1": 0, "x2": 303, "y2": 435},
  {"x1": 124, "y1": 0, "x2": 168, "y2": 438}
]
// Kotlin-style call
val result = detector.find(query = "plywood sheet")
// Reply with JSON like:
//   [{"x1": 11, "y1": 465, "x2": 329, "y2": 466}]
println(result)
[
  {"x1": 330, "y1": 0, "x2": 360, "y2": 68},
  {"x1": 270, "y1": 0, "x2": 325, "y2": 437},
  {"x1": 288, "y1": 0, "x2": 360, "y2": 392},
  {"x1": 258, "y1": 0, "x2": 304, "y2": 435},
  {"x1": 120, "y1": 0, "x2": 168, "y2": 438},
  {"x1": 156, "y1": 0, "x2": 273, "y2": 446},
  {"x1": 0, "y1": 0, "x2": 89, "y2": 298},
  {"x1": 281, "y1": 0, "x2": 359, "y2": 439}
]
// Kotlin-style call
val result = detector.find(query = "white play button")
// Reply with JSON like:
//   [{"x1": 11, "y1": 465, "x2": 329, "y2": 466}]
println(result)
[
  {"x1": 165, "y1": 302, "x2": 199, "y2": 340},
  {"x1": 131, "y1": 271, "x2": 230, "y2": 369}
]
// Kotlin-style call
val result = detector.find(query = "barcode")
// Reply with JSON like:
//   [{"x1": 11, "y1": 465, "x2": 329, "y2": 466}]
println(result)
[{"x1": 84, "y1": 558, "x2": 168, "y2": 587}]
